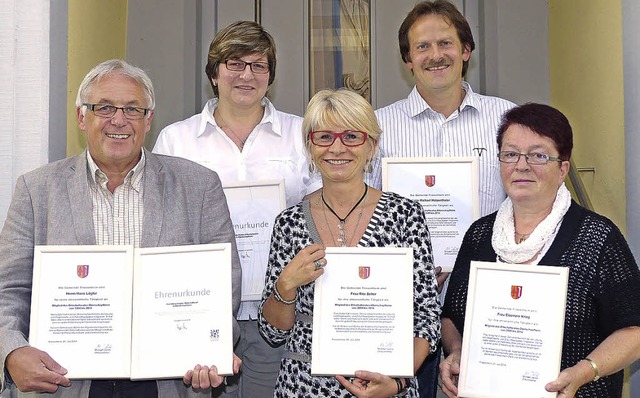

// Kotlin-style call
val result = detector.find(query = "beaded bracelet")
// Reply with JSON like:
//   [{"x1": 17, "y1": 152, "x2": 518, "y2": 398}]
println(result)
[
  {"x1": 273, "y1": 282, "x2": 297, "y2": 305},
  {"x1": 584, "y1": 358, "x2": 600, "y2": 382}
]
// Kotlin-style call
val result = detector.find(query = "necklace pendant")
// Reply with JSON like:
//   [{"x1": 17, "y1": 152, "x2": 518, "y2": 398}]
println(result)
[
  {"x1": 320, "y1": 185, "x2": 368, "y2": 248},
  {"x1": 337, "y1": 222, "x2": 347, "y2": 247},
  {"x1": 515, "y1": 232, "x2": 529, "y2": 244}
]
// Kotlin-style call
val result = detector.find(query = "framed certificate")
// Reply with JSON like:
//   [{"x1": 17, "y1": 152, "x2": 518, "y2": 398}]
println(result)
[
  {"x1": 458, "y1": 261, "x2": 569, "y2": 398},
  {"x1": 311, "y1": 247, "x2": 414, "y2": 377},
  {"x1": 223, "y1": 180, "x2": 286, "y2": 301},
  {"x1": 131, "y1": 243, "x2": 233, "y2": 379},
  {"x1": 382, "y1": 157, "x2": 480, "y2": 272},
  {"x1": 29, "y1": 245, "x2": 135, "y2": 379}
]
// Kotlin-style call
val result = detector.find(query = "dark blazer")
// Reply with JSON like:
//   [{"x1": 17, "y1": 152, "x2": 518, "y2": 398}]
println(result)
[{"x1": 0, "y1": 149, "x2": 241, "y2": 397}]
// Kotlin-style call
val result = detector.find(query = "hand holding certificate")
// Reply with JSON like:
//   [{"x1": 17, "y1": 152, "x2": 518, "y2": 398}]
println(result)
[
  {"x1": 29, "y1": 246, "x2": 135, "y2": 378},
  {"x1": 29, "y1": 244, "x2": 234, "y2": 380},
  {"x1": 131, "y1": 244, "x2": 234, "y2": 379},
  {"x1": 456, "y1": 261, "x2": 568, "y2": 398},
  {"x1": 311, "y1": 247, "x2": 414, "y2": 377}
]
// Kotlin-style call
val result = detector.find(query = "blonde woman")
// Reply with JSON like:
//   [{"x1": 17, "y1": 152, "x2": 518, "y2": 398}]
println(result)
[{"x1": 259, "y1": 89, "x2": 441, "y2": 397}]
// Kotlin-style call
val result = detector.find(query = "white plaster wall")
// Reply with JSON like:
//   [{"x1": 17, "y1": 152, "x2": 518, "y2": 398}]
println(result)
[
  {"x1": 0, "y1": 0, "x2": 51, "y2": 228},
  {"x1": 622, "y1": 0, "x2": 640, "y2": 390},
  {"x1": 480, "y1": 0, "x2": 550, "y2": 104},
  {"x1": 126, "y1": 0, "x2": 199, "y2": 148}
]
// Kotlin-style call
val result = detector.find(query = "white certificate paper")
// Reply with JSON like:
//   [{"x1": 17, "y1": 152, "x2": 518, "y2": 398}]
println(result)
[
  {"x1": 131, "y1": 244, "x2": 233, "y2": 379},
  {"x1": 311, "y1": 247, "x2": 414, "y2": 377},
  {"x1": 382, "y1": 157, "x2": 480, "y2": 272},
  {"x1": 29, "y1": 244, "x2": 234, "y2": 380},
  {"x1": 29, "y1": 245, "x2": 134, "y2": 379},
  {"x1": 223, "y1": 180, "x2": 286, "y2": 301},
  {"x1": 458, "y1": 261, "x2": 569, "y2": 398}
]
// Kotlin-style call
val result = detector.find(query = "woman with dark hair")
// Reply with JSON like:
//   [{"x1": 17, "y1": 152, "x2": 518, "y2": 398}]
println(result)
[
  {"x1": 439, "y1": 103, "x2": 640, "y2": 398},
  {"x1": 153, "y1": 21, "x2": 320, "y2": 397}
]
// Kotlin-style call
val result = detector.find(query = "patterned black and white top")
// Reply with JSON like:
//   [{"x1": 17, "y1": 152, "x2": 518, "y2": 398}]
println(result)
[{"x1": 258, "y1": 192, "x2": 441, "y2": 397}]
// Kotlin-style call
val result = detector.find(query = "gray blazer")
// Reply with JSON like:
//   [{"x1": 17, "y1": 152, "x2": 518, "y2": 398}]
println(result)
[{"x1": 0, "y1": 150, "x2": 241, "y2": 397}]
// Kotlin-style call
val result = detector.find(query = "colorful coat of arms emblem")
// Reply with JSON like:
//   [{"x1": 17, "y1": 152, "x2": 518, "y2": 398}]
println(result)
[
  {"x1": 425, "y1": 175, "x2": 436, "y2": 187},
  {"x1": 77, "y1": 264, "x2": 89, "y2": 278},
  {"x1": 511, "y1": 285, "x2": 523, "y2": 299}
]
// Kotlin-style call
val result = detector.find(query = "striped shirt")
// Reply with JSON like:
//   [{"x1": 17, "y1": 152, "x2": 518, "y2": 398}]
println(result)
[
  {"x1": 87, "y1": 151, "x2": 145, "y2": 247},
  {"x1": 366, "y1": 82, "x2": 515, "y2": 217}
]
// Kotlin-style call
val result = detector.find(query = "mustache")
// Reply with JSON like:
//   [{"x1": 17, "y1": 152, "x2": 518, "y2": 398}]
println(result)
[{"x1": 423, "y1": 59, "x2": 450, "y2": 69}]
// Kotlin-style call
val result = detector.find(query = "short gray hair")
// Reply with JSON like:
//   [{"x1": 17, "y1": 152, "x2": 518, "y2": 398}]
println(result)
[{"x1": 75, "y1": 59, "x2": 155, "y2": 112}]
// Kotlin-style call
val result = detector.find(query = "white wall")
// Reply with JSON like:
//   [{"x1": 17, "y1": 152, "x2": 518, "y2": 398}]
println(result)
[
  {"x1": 49, "y1": 0, "x2": 68, "y2": 163},
  {"x1": 623, "y1": 0, "x2": 640, "y2": 257},
  {"x1": 0, "y1": 0, "x2": 52, "y2": 228},
  {"x1": 622, "y1": 0, "x2": 640, "y2": 390},
  {"x1": 480, "y1": 0, "x2": 550, "y2": 104},
  {"x1": 126, "y1": 0, "x2": 200, "y2": 148}
]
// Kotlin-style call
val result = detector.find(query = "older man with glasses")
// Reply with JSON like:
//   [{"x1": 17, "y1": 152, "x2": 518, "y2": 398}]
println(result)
[{"x1": 0, "y1": 59, "x2": 241, "y2": 398}]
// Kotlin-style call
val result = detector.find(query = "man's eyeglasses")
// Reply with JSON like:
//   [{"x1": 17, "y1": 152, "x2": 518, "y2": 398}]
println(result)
[
  {"x1": 225, "y1": 59, "x2": 270, "y2": 74},
  {"x1": 83, "y1": 103, "x2": 150, "y2": 120},
  {"x1": 309, "y1": 130, "x2": 368, "y2": 147},
  {"x1": 498, "y1": 151, "x2": 564, "y2": 165}
]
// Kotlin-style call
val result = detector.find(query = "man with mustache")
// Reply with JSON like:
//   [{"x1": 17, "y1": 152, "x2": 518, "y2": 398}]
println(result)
[{"x1": 364, "y1": 1, "x2": 515, "y2": 397}]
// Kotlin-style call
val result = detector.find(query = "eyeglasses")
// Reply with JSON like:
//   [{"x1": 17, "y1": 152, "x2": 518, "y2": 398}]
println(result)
[
  {"x1": 498, "y1": 151, "x2": 564, "y2": 165},
  {"x1": 309, "y1": 130, "x2": 368, "y2": 147},
  {"x1": 83, "y1": 103, "x2": 150, "y2": 120},
  {"x1": 224, "y1": 59, "x2": 270, "y2": 74}
]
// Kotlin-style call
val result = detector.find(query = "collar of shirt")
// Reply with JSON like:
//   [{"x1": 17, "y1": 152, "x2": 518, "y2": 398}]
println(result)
[
  {"x1": 408, "y1": 81, "x2": 481, "y2": 118},
  {"x1": 86, "y1": 149, "x2": 146, "y2": 192},
  {"x1": 196, "y1": 97, "x2": 280, "y2": 138}
]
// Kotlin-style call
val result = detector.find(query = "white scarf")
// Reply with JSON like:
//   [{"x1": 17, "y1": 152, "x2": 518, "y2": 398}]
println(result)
[{"x1": 492, "y1": 183, "x2": 572, "y2": 264}]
